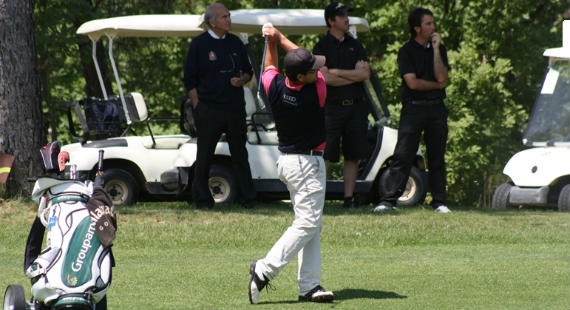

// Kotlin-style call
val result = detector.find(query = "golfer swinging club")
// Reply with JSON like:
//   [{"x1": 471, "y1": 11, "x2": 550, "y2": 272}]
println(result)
[{"x1": 248, "y1": 23, "x2": 334, "y2": 304}]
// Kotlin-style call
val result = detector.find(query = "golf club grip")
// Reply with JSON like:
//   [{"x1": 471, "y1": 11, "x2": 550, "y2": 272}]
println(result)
[
  {"x1": 93, "y1": 150, "x2": 105, "y2": 187},
  {"x1": 98, "y1": 150, "x2": 104, "y2": 172}
]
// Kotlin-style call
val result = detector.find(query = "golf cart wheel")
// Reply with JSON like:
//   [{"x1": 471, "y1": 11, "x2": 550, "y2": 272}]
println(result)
[
  {"x1": 103, "y1": 168, "x2": 139, "y2": 206},
  {"x1": 557, "y1": 184, "x2": 570, "y2": 212},
  {"x1": 378, "y1": 166, "x2": 426, "y2": 206},
  {"x1": 3, "y1": 285, "x2": 27, "y2": 310},
  {"x1": 208, "y1": 164, "x2": 237, "y2": 204},
  {"x1": 492, "y1": 183, "x2": 513, "y2": 209},
  {"x1": 397, "y1": 166, "x2": 426, "y2": 206}
]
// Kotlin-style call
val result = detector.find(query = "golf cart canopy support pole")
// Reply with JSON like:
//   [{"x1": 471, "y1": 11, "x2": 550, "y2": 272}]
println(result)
[
  {"x1": 348, "y1": 25, "x2": 357, "y2": 39},
  {"x1": 106, "y1": 34, "x2": 132, "y2": 125},
  {"x1": 238, "y1": 32, "x2": 267, "y2": 110},
  {"x1": 90, "y1": 38, "x2": 109, "y2": 99}
]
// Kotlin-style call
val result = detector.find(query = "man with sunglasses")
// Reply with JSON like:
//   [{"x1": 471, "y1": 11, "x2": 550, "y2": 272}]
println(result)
[
  {"x1": 248, "y1": 24, "x2": 334, "y2": 304},
  {"x1": 313, "y1": 2, "x2": 371, "y2": 209},
  {"x1": 183, "y1": 3, "x2": 257, "y2": 210}
]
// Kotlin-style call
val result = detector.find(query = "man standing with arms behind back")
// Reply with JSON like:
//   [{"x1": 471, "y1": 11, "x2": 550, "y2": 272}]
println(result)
[
  {"x1": 183, "y1": 3, "x2": 257, "y2": 209},
  {"x1": 313, "y1": 2, "x2": 371, "y2": 209},
  {"x1": 374, "y1": 7, "x2": 451, "y2": 213}
]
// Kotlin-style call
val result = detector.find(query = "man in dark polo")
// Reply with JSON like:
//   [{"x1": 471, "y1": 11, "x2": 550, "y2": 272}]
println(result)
[
  {"x1": 313, "y1": 2, "x2": 371, "y2": 209},
  {"x1": 374, "y1": 7, "x2": 451, "y2": 213},
  {"x1": 248, "y1": 24, "x2": 333, "y2": 305}
]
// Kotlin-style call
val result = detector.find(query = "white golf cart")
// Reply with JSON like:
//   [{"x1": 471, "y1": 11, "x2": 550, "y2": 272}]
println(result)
[
  {"x1": 61, "y1": 9, "x2": 428, "y2": 206},
  {"x1": 492, "y1": 20, "x2": 570, "y2": 211}
]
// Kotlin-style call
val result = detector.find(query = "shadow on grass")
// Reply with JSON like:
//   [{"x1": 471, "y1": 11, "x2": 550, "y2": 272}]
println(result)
[
  {"x1": 257, "y1": 300, "x2": 301, "y2": 305},
  {"x1": 118, "y1": 199, "x2": 418, "y2": 217},
  {"x1": 257, "y1": 289, "x2": 406, "y2": 305},
  {"x1": 334, "y1": 288, "x2": 407, "y2": 300},
  {"x1": 442, "y1": 204, "x2": 561, "y2": 215},
  {"x1": 117, "y1": 200, "x2": 296, "y2": 216},
  {"x1": 126, "y1": 199, "x2": 558, "y2": 217}
]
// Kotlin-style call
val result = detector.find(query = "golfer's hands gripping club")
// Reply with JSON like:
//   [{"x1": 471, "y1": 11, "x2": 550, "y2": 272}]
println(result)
[{"x1": 261, "y1": 23, "x2": 280, "y2": 43}]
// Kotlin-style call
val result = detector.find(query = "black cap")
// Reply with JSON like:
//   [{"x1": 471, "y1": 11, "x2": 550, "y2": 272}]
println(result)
[
  {"x1": 325, "y1": 2, "x2": 352, "y2": 22},
  {"x1": 283, "y1": 48, "x2": 326, "y2": 80}
]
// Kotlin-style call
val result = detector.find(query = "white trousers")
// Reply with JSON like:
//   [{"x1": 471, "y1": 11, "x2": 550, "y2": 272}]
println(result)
[{"x1": 255, "y1": 154, "x2": 326, "y2": 295}]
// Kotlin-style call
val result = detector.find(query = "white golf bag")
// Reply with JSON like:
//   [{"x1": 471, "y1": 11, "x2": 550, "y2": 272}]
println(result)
[
  {"x1": 23, "y1": 176, "x2": 115, "y2": 309},
  {"x1": 2, "y1": 142, "x2": 115, "y2": 310}
]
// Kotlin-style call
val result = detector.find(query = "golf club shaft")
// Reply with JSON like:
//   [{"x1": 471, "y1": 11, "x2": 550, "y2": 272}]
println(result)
[{"x1": 256, "y1": 36, "x2": 268, "y2": 110}]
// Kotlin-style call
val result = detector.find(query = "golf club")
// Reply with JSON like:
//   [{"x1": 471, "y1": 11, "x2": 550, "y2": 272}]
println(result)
[{"x1": 257, "y1": 22, "x2": 273, "y2": 110}]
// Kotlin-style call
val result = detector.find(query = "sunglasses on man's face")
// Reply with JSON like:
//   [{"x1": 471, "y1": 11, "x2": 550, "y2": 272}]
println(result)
[{"x1": 305, "y1": 69, "x2": 317, "y2": 74}]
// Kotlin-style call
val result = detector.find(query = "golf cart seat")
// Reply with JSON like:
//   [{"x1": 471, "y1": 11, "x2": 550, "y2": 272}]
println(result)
[
  {"x1": 244, "y1": 86, "x2": 257, "y2": 117},
  {"x1": 63, "y1": 92, "x2": 189, "y2": 149},
  {"x1": 243, "y1": 86, "x2": 278, "y2": 145},
  {"x1": 61, "y1": 92, "x2": 148, "y2": 144},
  {"x1": 247, "y1": 113, "x2": 279, "y2": 145},
  {"x1": 141, "y1": 134, "x2": 190, "y2": 149}
]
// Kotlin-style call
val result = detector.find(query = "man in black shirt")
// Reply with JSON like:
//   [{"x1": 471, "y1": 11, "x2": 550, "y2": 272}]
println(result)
[
  {"x1": 183, "y1": 3, "x2": 256, "y2": 209},
  {"x1": 248, "y1": 24, "x2": 333, "y2": 305},
  {"x1": 374, "y1": 7, "x2": 451, "y2": 213},
  {"x1": 313, "y1": 2, "x2": 371, "y2": 209}
]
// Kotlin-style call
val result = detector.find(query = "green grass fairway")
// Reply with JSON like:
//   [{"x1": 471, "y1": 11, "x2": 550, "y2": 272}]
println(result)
[{"x1": 1, "y1": 199, "x2": 568, "y2": 309}]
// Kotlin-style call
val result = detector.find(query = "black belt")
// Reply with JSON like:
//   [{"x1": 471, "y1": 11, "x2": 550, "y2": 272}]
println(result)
[
  {"x1": 281, "y1": 150, "x2": 323, "y2": 156},
  {"x1": 407, "y1": 99, "x2": 443, "y2": 105},
  {"x1": 329, "y1": 98, "x2": 359, "y2": 106}
]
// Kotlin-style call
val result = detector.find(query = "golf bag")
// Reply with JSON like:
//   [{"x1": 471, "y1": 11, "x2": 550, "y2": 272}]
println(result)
[{"x1": 20, "y1": 142, "x2": 116, "y2": 310}]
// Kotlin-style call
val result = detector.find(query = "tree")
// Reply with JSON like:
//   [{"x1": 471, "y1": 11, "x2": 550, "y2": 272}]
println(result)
[{"x1": 0, "y1": 0, "x2": 46, "y2": 196}]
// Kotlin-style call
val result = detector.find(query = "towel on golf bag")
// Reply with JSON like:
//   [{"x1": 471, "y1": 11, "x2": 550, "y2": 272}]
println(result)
[
  {"x1": 85, "y1": 187, "x2": 116, "y2": 247},
  {"x1": 24, "y1": 177, "x2": 115, "y2": 305}
]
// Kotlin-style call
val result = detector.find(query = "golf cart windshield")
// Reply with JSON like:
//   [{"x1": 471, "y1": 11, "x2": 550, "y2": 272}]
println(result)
[{"x1": 522, "y1": 58, "x2": 570, "y2": 146}]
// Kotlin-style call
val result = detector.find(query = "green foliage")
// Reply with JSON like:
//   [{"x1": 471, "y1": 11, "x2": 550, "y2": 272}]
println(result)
[
  {"x1": 113, "y1": 37, "x2": 188, "y2": 116},
  {"x1": 445, "y1": 45, "x2": 527, "y2": 204},
  {"x1": 364, "y1": 0, "x2": 566, "y2": 206},
  {"x1": 33, "y1": 0, "x2": 568, "y2": 206}
]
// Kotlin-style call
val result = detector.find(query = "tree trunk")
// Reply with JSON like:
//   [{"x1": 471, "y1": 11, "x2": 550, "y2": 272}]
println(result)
[{"x1": 0, "y1": 0, "x2": 46, "y2": 196}]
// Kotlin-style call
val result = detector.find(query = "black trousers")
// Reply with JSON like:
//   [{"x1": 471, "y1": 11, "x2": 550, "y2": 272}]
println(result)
[
  {"x1": 192, "y1": 104, "x2": 256, "y2": 207},
  {"x1": 382, "y1": 102, "x2": 448, "y2": 207}
]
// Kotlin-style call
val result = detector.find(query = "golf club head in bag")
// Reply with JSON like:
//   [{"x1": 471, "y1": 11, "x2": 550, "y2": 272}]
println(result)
[{"x1": 40, "y1": 141, "x2": 61, "y2": 174}]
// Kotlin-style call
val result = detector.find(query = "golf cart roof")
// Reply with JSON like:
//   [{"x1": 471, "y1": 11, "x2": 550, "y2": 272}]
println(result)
[
  {"x1": 76, "y1": 14, "x2": 205, "y2": 40},
  {"x1": 230, "y1": 9, "x2": 370, "y2": 35},
  {"x1": 543, "y1": 47, "x2": 570, "y2": 59},
  {"x1": 76, "y1": 9, "x2": 370, "y2": 40},
  {"x1": 543, "y1": 20, "x2": 570, "y2": 60}
]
